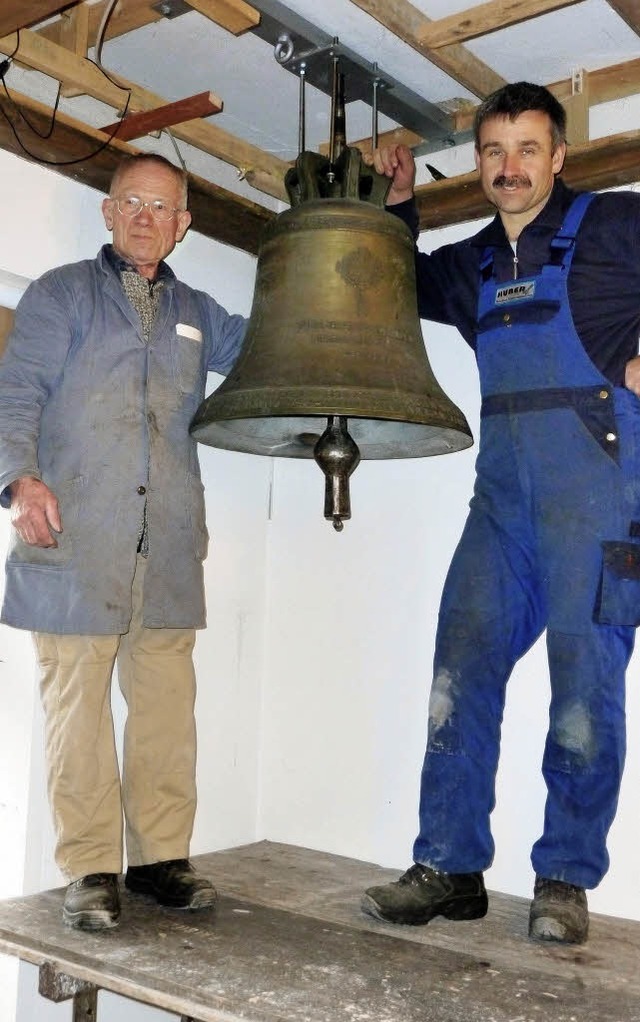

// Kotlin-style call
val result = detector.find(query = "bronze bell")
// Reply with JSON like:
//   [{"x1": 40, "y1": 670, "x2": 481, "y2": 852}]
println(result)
[{"x1": 190, "y1": 131, "x2": 472, "y2": 529}]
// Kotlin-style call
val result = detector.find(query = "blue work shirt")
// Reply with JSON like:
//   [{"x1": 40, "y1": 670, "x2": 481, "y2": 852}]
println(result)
[{"x1": 390, "y1": 177, "x2": 640, "y2": 386}]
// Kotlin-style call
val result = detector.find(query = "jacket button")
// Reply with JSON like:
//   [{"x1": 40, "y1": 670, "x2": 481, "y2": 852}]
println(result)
[
  {"x1": 605, "y1": 433, "x2": 617, "y2": 443},
  {"x1": 137, "y1": 485, "x2": 147, "y2": 495},
  {"x1": 599, "y1": 390, "x2": 609, "y2": 399}
]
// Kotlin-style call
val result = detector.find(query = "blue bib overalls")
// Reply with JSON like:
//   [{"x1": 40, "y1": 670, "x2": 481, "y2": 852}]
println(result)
[{"x1": 413, "y1": 194, "x2": 640, "y2": 888}]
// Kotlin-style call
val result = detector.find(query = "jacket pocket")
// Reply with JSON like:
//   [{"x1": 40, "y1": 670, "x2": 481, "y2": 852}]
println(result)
[
  {"x1": 172, "y1": 332, "x2": 204, "y2": 396},
  {"x1": 595, "y1": 540, "x2": 640, "y2": 626}
]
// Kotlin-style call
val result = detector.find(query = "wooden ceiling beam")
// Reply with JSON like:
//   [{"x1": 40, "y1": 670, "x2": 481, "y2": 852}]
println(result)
[
  {"x1": 415, "y1": 129, "x2": 640, "y2": 230},
  {"x1": 606, "y1": 0, "x2": 640, "y2": 33},
  {"x1": 348, "y1": 0, "x2": 506, "y2": 99},
  {"x1": 37, "y1": 0, "x2": 260, "y2": 47},
  {"x1": 0, "y1": 92, "x2": 639, "y2": 244},
  {"x1": 59, "y1": 3, "x2": 90, "y2": 98},
  {"x1": 0, "y1": 88, "x2": 274, "y2": 254},
  {"x1": 184, "y1": 0, "x2": 260, "y2": 36},
  {"x1": 548, "y1": 57, "x2": 640, "y2": 107},
  {"x1": 418, "y1": 0, "x2": 583, "y2": 49},
  {"x1": 451, "y1": 57, "x2": 640, "y2": 134},
  {"x1": 0, "y1": 1, "x2": 75, "y2": 38},
  {"x1": 0, "y1": 26, "x2": 289, "y2": 200},
  {"x1": 337, "y1": 54, "x2": 640, "y2": 159},
  {"x1": 38, "y1": 0, "x2": 165, "y2": 47}
]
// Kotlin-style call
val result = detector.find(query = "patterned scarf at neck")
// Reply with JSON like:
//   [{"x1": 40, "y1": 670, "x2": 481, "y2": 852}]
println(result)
[{"x1": 120, "y1": 270, "x2": 165, "y2": 344}]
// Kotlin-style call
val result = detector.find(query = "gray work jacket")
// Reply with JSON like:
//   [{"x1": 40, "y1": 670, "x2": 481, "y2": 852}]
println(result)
[{"x1": 0, "y1": 246, "x2": 246, "y2": 634}]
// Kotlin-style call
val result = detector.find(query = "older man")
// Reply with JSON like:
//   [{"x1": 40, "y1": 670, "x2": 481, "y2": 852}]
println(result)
[{"x1": 0, "y1": 153, "x2": 246, "y2": 930}]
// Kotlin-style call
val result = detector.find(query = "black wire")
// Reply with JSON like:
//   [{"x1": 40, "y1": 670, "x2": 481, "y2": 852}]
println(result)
[
  {"x1": 0, "y1": 88, "x2": 131, "y2": 166},
  {"x1": 1, "y1": 31, "x2": 21, "y2": 62},
  {"x1": 0, "y1": 35, "x2": 133, "y2": 167},
  {"x1": 0, "y1": 30, "x2": 20, "y2": 83},
  {"x1": 2, "y1": 78, "x2": 62, "y2": 139}
]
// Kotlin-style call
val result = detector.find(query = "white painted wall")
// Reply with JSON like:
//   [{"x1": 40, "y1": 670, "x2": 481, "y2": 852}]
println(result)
[{"x1": 0, "y1": 90, "x2": 639, "y2": 1021}]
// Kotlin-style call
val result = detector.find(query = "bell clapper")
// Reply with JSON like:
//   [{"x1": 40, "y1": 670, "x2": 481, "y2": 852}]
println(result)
[{"x1": 313, "y1": 416, "x2": 361, "y2": 531}]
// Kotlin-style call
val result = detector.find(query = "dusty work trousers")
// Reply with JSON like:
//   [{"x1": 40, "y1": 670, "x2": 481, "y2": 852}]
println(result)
[{"x1": 33, "y1": 556, "x2": 198, "y2": 881}]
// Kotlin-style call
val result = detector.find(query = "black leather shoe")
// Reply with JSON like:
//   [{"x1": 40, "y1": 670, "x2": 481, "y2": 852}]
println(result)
[
  {"x1": 63, "y1": 873, "x2": 120, "y2": 931},
  {"x1": 125, "y1": 858, "x2": 217, "y2": 909},
  {"x1": 362, "y1": 863, "x2": 488, "y2": 925},
  {"x1": 529, "y1": 876, "x2": 589, "y2": 944}
]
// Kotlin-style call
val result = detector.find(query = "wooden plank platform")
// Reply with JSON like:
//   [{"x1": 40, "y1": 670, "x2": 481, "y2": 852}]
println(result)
[{"x1": 0, "y1": 841, "x2": 638, "y2": 1021}]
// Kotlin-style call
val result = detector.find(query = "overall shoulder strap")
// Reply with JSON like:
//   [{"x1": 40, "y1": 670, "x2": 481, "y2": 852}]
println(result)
[{"x1": 546, "y1": 192, "x2": 595, "y2": 270}]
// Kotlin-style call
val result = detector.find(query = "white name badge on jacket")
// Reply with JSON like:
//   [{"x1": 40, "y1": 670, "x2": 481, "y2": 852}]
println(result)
[{"x1": 176, "y1": 323, "x2": 203, "y2": 342}]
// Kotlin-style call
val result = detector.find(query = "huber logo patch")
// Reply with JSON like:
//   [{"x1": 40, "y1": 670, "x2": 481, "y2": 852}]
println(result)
[{"x1": 495, "y1": 281, "x2": 536, "y2": 304}]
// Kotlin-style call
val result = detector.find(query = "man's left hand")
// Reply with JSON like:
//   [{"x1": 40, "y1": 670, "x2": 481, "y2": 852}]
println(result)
[{"x1": 625, "y1": 356, "x2": 640, "y2": 396}]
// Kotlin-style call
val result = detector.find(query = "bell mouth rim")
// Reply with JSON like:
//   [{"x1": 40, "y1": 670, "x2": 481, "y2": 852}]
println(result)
[{"x1": 190, "y1": 412, "x2": 473, "y2": 460}]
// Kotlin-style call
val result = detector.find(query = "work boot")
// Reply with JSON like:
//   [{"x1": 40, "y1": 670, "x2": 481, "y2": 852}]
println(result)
[
  {"x1": 361, "y1": 863, "x2": 488, "y2": 925},
  {"x1": 125, "y1": 858, "x2": 217, "y2": 909},
  {"x1": 528, "y1": 876, "x2": 589, "y2": 944},
  {"x1": 62, "y1": 873, "x2": 120, "y2": 931}
]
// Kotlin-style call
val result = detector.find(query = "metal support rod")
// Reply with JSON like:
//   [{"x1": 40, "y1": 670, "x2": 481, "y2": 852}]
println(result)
[
  {"x1": 328, "y1": 40, "x2": 339, "y2": 170},
  {"x1": 297, "y1": 61, "x2": 306, "y2": 156},
  {"x1": 371, "y1": 63, "x2": 380, "y2": 150}
]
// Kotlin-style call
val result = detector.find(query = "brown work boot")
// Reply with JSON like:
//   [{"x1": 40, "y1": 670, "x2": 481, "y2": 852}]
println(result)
[
  {"x1": 125, "y1": 858, "x2": 217, "y2": 909},
  {"x1": 62, "y1": 873, "x2": 120, "y2": 931},
  {"x1": 528, "y1": 876, "x2": 589, "y2": 944},
  {"x1": 362, "y1": 863, "x2": 488, "y2": 925}
]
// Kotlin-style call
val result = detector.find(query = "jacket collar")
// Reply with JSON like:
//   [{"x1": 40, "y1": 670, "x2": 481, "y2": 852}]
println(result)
[
  {"x1": 99, "y1": 244, "x2": 177, "y2": 288},
  {"x1": 470, "y1": 178, "x2": 579, "y2": 249}
]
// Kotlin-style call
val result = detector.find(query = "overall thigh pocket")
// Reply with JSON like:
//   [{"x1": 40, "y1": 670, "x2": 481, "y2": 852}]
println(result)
[{"x1": 596, "y1": 540, "x2": 640, "y2": 626}]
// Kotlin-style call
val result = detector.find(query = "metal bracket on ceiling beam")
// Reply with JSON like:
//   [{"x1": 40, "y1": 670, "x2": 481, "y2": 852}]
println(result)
[
  {"x1": 152, "y1": 0, "x2": 194, "y2": 20},
  {"x1": 571, "y1": 67, "x2": 584, "y2": 95},
  {"x1": 248, "y1": 0, "x2": 469, "y2": 153}
]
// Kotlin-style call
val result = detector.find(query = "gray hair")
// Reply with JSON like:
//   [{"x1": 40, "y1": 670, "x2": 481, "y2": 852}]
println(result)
[{"x1": 109, "y1": 153, "x2": 188, "y2": 209}]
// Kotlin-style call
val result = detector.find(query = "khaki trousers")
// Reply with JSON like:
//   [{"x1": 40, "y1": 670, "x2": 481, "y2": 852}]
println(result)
[{"x1": 33, "y1": 556, "x2": 198, "y2": 881}]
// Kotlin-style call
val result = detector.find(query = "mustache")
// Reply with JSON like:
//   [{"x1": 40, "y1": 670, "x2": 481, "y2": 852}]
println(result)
[{"x1": 492, "y1": 175, "x2": 531, "y2": 189}]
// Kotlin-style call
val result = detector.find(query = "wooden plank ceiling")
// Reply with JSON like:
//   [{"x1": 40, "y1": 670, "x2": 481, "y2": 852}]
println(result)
[{"x1": 0, "y1": 0, "x2": 639, "y2": 255}]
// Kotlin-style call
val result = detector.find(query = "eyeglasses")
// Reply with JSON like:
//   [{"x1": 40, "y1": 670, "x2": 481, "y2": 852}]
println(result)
[{"x1": 113, "y1": 195, "x2": 182, "y2": 222}]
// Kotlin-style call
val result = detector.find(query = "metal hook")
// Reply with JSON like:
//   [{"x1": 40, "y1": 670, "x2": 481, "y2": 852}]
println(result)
[{"x1": 274, "y1": 32, "x2": 294, "y2": 64}]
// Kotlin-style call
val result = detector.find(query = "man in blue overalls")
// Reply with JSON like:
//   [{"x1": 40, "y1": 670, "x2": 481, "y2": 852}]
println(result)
[{"x1": 361, "y1": 82, "x2": 640, "y2": 944}]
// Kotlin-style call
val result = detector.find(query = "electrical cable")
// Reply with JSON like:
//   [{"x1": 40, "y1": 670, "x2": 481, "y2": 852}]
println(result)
[
  {"x1": 0, "y1": 8, "x2": 189, "y2": 174},
  {"x1": 0, "y1": 86, "x2": 131, "y2": 166},
  {"x1": 94, "y1": 0, "x2": 129, "y2": 90},
  {"x1": 162, "y1": 127, "x2": 187, "y2": 171},
  {"x1": 2, "y1": 77, "x2": 62, "y2": 140},
  {"x1": 0, "y1": 31, "x2": 19, "y2": 88},
  {"x1": 0, "y1": 14, "x2": 133, "y2": 167}
]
